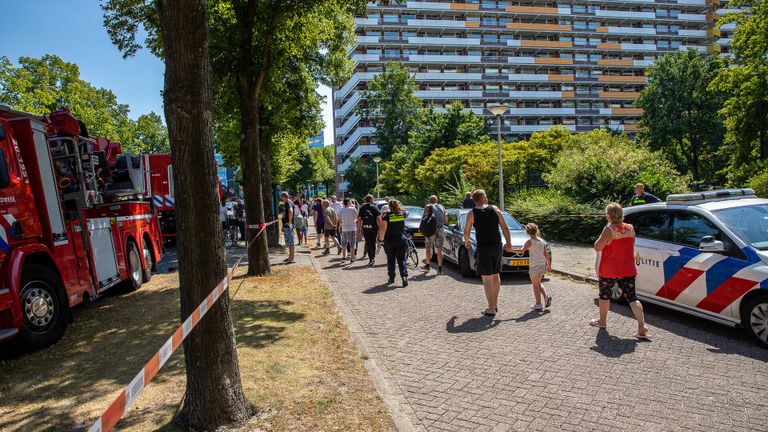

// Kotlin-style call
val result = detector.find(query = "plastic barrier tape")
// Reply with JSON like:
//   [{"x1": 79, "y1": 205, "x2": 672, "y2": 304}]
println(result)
[{"x1": 87, "y1": 220, "x2": 277, "y2": 432}]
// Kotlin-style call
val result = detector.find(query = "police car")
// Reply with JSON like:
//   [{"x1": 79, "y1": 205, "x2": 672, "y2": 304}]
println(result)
[
  {"x1": 441, "y1": 208, "x2": 551, "y2": 276},
  {"x1": 620, "y1": 188, "x2": 768, "y2": 347}
]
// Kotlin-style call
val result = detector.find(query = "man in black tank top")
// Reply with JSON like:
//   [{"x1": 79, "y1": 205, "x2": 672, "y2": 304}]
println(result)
[{"x1": 463, "y1": 189, "x2": 513, "y2": 317}]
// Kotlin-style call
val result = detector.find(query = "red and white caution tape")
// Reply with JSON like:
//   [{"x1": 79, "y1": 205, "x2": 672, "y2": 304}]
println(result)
[{"x1": 88, "y1": 220, "x2": 276, "y2": 432}]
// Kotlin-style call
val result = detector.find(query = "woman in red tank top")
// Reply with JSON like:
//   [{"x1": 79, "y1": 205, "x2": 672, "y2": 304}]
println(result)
[{"x1": 591, "y1": 203, "x2": 650, "y2": 339}]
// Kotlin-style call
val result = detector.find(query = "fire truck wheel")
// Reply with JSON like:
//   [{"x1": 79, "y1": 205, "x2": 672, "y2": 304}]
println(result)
[
  {"x1": 142, "y1": 239, "x2": 153, "y2": 283},
  {"x1": 126, "y1": 241, "x2": 143, "y2": 291},
  {"x1": 18, "y1": 264, "x2": 69, "y2": 351}
]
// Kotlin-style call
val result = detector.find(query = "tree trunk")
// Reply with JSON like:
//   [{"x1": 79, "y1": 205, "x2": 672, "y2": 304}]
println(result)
[
  {"x1": 260, "y1": 130, "x2": 279, "y2": 246},
  {"x1": 157, "y1": 0, "x2": 253, "y2": 429}
]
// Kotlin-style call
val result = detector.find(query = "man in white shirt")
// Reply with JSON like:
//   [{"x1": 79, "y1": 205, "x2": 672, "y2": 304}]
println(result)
[{"x1": 338, "y1": 198, "x2": 359, "y2": 262}]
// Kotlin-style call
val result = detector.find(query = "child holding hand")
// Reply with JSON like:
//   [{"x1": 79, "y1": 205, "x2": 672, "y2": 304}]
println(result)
[{"x1": 511, "y1": 223, "x2": 552, "y2": 311}]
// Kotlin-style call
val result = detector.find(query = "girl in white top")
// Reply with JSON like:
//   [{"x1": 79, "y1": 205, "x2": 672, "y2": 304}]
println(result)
[{"x1": 511, "y1": 223, "x2": 552, "y2": 311}]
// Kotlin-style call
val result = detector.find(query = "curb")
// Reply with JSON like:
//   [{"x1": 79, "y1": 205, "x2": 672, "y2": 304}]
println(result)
[
  {"x1": 308, "y1": 254, "x2": 417, "y2": 432},
  {"x1": 551, "y1": 267, "x2": 599, "y2": 285}
]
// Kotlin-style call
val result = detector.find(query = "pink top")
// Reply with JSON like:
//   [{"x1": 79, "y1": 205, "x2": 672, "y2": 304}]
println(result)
[{"x1": 598, "y1": 223, "x2": 637, "y2": 279}]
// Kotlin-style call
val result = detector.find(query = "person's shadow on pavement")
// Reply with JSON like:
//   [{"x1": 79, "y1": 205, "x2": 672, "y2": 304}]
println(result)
[
  {"x1": 446, "y1": 315, "x2": 500, "y2": 333},
  {"x1": 590, "y1": 328, "x2": 645, "y2": 358},
  {"x1": 513, "y1": 310, "x2": 551, "y2": 322}
]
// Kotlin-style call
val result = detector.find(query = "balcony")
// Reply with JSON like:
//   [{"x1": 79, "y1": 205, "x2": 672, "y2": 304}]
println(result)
[
  {"x1": 336, "y1": 113, "x2": 361, "y2": 138},
  {"x1": 595, "y1": 10, "x2": 656, "y2": 19},
  {"x1": 678, "y1": 13, "x2": 707, "y2": 21},
  {"x1": 414, "y1": 72, "x2": 482, "y2": 81},
  {"x1": 335, "y1": 92, "x2": 362, "y2": 119},
  {"x1": 335, "y1": 72, "x2": 377, "y2": 99},
  {"x1": 407, "y1": 54, "x2": 483, "y2": 63},
  {"x1": 407, "y1": 36, "x2": 482, "y2": 46},
  {"x1": 414, "y1": 90, "x2": 483, "y2": 99},
  {"x1": 339, "y1": 145, "x2": 381, "y2": 172},
  {"x1": 598, "y1": 26, "x2": 657, "y2": 36},
  {"x1": 338, "y1": 127, "x2": 375, "y2": 157},
  {"x1": 508, "y1": 91, "x2": 568, "y2": 99},
  {"x1": 406, "y1": 19, "x2": 468, "y2": 29}
]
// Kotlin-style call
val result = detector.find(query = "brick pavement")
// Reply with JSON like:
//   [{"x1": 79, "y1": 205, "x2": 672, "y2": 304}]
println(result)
[{"x1": 313, "y1": 240, "x2": 768, "y2": 432}]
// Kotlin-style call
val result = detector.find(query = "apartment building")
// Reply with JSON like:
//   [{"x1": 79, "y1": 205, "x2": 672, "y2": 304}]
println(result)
[{"x1": 332, "y1": 0, "x2": 723, "y2": 183}]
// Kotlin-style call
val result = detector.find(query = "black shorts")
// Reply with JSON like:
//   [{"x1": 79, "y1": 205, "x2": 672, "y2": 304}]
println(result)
[
  {"x1": 599, "y1": 276, "x2": 638, "y2": 302},
  {"x1": 316, "y1": 223, "x2": 324, "y2": 234},
  {"x1": 475, "y1": 245, "x2": 502, "y2": 276}
]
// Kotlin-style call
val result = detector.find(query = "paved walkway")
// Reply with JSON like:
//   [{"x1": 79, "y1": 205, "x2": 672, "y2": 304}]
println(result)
[
  {"x1": 550, "y1": 242, "x2": 598, "y2": 282},
  {"x1": 306, "y1": 233, "x2": 768, "y2": 432}
]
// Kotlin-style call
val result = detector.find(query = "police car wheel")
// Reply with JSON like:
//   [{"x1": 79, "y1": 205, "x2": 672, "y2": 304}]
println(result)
[
  {"x1": 743, "y1": 295, "x2": 768, "y2": 348},
  {"x1": 17, "y1": 264, "x2": 69, "y2": 351}
]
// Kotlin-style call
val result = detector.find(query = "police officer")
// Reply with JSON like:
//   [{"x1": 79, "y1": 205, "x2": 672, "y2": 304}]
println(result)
[{"x1": 631, "y1": 183, "x2": 660, "y2": 206}]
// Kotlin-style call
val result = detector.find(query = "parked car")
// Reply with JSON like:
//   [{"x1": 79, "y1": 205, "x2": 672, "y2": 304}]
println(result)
[
  {"x1": 441, "y1": 208, "x2": 551, "y2": 277},
  {"x1": 617, "y1": 188, "x2": 768, "y2": 348},
  {"x1": 402, "y1": 206, "x2": 425, "y2": 242}
]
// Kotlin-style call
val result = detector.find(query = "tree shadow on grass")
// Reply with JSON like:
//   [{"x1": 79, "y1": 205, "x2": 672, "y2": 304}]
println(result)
[
  {"x1": 446, "y1": 315, "x2": 500, "y2": 333},
  {"x1": 0, "y1": 281, "x2": 304, "y2": 432}
]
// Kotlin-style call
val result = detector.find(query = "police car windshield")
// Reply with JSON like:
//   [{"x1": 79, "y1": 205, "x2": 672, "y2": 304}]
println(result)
[{"x1": 714, "y1": 204, "x2": 768, "y2": 250}]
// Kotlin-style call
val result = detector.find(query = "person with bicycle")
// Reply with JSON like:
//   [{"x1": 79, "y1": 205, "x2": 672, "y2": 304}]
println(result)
[
  {"x1": 422, "y1": 195, "x2": 448, "y2": 275},
  {"x1": 377, "y1": 199, "x2": 410, "y2": 287}
]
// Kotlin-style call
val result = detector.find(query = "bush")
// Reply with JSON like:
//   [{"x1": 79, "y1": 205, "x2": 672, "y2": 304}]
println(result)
[
  {"x1": 544, "y1": 129, "x2": 690, "y2": 204},
  {"x1": 508, "y1": 189, "x2": 605, "y2": 244},
  {"x1": 748, "y1": 169, "x2": 768, "y2": 198}
]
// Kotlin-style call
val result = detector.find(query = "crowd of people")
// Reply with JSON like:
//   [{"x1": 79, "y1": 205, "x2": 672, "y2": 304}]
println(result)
[{"x1": 275, "y1": 182, "x2": 656, "y2": 340}]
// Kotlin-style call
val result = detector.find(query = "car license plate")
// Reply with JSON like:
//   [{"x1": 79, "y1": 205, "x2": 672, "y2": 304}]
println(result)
[
  {"x1": 414, "y1": 232, "x2": 423, "y2": 237},
  {"x1": 505, "y1": 259, "x2": 529, "y2": 266}
]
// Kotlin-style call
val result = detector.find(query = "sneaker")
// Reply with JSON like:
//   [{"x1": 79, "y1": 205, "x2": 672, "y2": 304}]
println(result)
[
  {"x1": 388, "y1": 277, "x2": 395, "y2": 284},
  {"x1": 545, "y1": 295, "x2": 552, "y2": 308},
  {"x1": 421, "y1": 263, "x2": 430, "y2": 272},
  {"x1": 437, "y1": 266, "x2": 443, "y2": 275},
  {"x1": 368, "y1": 260, "x2": 375, "y2": 267},
  {"x1": 531, "y1": 304, "x2": 543, "y2": 311},
  {"x1": 402, "y1": 277, "x2": 409, "y2": 287}
]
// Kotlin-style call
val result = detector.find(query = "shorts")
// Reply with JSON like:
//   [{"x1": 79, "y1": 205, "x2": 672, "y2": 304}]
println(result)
[
  {"x1": 324, "y1": 227, "x2": 336, "y2": 236},
  {"x1": 425, "y1": 229, "x2": 445, "y2": 250},
  {"x1": 529, "y1": 263, "x2": 547, "y2": 277},
  {"x1": 316, "y1": 223, "x2": 324, "y2": 234},
  {"x1": 598, "y1": 276, "x2": 637, "y2": 302},
  {"x1": 341, "y1": 230, "x2": 357, "y2": 249},
  {"x1": 475, "y1": 245, "x2": 502, "y2": 276},
  {"x1": 283, "y1": 227, "x2": 296, "y2": 246}
]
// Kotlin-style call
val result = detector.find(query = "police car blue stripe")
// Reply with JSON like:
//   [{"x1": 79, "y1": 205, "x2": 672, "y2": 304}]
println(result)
[
  {"x1": 663, "y1": 247, "x2": 699, "y2": 284},
  {"x1": 703, "y1": 247, "x2": 759, "y2": 295}
]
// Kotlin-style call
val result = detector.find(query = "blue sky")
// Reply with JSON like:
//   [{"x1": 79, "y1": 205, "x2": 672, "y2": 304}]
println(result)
[{"x1": 1, "y1": 0, "x2": 334, "y2": 146}]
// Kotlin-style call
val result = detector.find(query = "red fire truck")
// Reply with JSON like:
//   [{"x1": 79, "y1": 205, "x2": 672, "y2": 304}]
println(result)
[
  {"x1": 0, "y1": 106, "x2": 163, "y2": 351},
  {"x1": 143, "y1": 154, "x2": 176, "y2": 242}
]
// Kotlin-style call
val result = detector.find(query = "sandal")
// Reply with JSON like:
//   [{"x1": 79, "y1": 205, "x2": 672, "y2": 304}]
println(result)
[
  {"x1": 589, "y1": 319, "x2": 606, "y2": 329},
  {"x1": 482, "y1": 308, "x2": 497, "y2": 317},
  {"x1": 633, "y1": 328, "x2": 651, "y2": 340}
]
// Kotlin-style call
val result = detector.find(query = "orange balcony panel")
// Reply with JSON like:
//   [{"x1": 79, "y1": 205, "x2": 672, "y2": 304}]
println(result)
[
  {"x1": 707, "y1": 12, "x2": 720, "y2": 21},
  {"x1": 521, "y1": 40, "x2": 573, "y2": 48},
  {"x1": 561, "y1": 91, "x2": 575, "y2": 98},
  {"x1": 598, "y1": 75, "x2": 647, "y2": 83},
  {"x1": 465, "y1": 21, "x2": 480, "y2": 28},
  {"x1": 599, "y1": 92, "x2": 641, "y2": 99},
  {"x1": 598, "y1": 59, "x2": 634, "y2": 66},
  {"x1": 507, "y1": 23, "x2": 571, "y2": 31},
  {"x1": 506, "y1": 6, "x2": 559, "y2": 14},
  {"x1": 548, "y1": 74, "x2": 574, "y2": 82},
  {"x1": 596, "y1": 26, "x2": 609, "y2": 33},
  {"x1": 623, "y1": 124, "x2": 641, "y2": 131},
  {"x1": 451, "y1": 3, "x2": 479, "y2": 10},
  {"x1": 612, "y1": 108, "x2": 644, "y2": 115},
  {"x1": 534, "y1": 57, "x2": 574, "y2": 65},
  {"x1": 597, "y1": 43, "x2": 622, "y2": 50}
]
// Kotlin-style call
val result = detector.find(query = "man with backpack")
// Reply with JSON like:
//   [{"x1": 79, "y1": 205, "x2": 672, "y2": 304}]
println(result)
[
  {"x1": 358, "y1": 194, "x2": 381, "y2": 266},
  {"x1": 421, "y1": 195, "x2": 448, "y2": 274}
]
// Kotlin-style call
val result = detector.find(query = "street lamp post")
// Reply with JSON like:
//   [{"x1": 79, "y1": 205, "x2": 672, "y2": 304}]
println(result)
[
  {"x1": 489, "y1": 103, "x2": 509, "y2": 210},
  {"x1": 373, "y1": 156, "x2": 382, "y2": 199}
]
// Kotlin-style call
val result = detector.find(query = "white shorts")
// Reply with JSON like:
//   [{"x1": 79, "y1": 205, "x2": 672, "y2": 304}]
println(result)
[
  {"x1": 341, "y1": 231, "x2": 357, "y2": 249},
  {"x1": 529, "y1": 263, "x2": 547, "y2": 277}
]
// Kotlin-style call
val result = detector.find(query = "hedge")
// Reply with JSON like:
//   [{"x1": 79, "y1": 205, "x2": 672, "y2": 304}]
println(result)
[{"x1": 509, "y1": 210, "x2": 605, "y2": 244}]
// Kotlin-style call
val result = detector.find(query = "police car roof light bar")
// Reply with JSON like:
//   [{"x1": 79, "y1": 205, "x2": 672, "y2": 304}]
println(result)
[{"x1": 666, "y1": 188, "x2": 756, "y2": 203}]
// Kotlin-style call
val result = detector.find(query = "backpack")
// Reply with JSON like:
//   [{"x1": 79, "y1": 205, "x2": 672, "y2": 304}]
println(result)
[{"x1": 419, "y1": 204, "x2": 437, "y2": 237}]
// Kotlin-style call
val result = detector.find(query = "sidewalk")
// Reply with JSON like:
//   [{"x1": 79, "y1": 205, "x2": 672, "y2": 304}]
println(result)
[{"x1": 549, "y1": 242, "x2": 598, "y2": 283}]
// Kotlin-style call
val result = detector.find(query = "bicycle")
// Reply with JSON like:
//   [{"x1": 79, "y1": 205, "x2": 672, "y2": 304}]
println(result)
[
  {"x1": 224, "y1": 218, "x2": 240, "y2": 249},
  {"x1": 404, "y1": 233, "x2": 419, "y2": 268}
]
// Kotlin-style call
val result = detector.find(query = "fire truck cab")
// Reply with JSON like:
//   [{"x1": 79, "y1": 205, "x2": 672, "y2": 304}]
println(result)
[{"x1": 0, "y1": 107, "x2": 163, "y2": 351}]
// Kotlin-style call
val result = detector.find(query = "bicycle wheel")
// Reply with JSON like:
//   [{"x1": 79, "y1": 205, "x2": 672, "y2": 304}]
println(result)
[
  {"x1": 408, "y1": 245, "x2": 419, "y2": 268},
  {"x1": 228, "y1": 227, "x2": 239, "y2": 249}
]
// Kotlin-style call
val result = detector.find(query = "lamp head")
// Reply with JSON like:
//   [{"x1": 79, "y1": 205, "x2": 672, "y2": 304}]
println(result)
[
  {"x1": 373, "y1": 156, "x2": 382, "y2": 163},
  {"x1": 488, "y1": 104, "x2": 509, "y2": 116}
]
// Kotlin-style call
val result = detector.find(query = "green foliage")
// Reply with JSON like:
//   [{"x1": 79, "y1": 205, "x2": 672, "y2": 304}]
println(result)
[
  {"x1": 509, "y1": 189, "x2": 605, "y2": 244},
  {"x1": 748, "y1": 168, "x2": 768, "y2": 198},
  {"x1": 360, "y1": 62, "x2": 423, "y2": 158},
  {"x1": 443, "y1": 171, "x2": 479, "y2": 208},
  {"x1": 544, "y1": 129, "x2": 690, "y2": 204},
  {"x1": 712, "y1": 1, "x2": 768, "y2": 184},
  {"x1": 0, "y1": 54, "x2": 168, "y2": 153},
  {"x1": 637, "y1": 49, "x2": 726, "y2": 183},
  {"x1": 344, "y1": 157, "x2": 377, "y2": 197}
]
